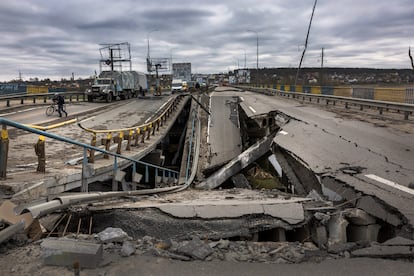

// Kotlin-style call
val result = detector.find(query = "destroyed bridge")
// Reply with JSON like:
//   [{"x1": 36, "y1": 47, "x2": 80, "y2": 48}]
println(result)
[{"x1": 0, "y1": 85, "x2": 413, "y2": 269}]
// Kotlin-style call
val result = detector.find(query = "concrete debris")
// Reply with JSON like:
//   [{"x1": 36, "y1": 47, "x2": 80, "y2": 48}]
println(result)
[
  {"x1": 356, "y1": 196, "x2": 401, "y2": 226},
  {"x1": 41, "y1": 238, "x2": 103, "y2": 268},
  {"x1": 327, "y1": 214, "x2": 349, "y2": 246},
  {"x1": 96, "y1": 227, "x2": 130, "y2": 243},
  {"x1": 231, "y1": 174, "x2": 252, "y2": 189},
  {"x1": 382, "y1": 236, "x2": 414, "y2": 246},
  {"x1": 327, "y1": 242, "x2": 359, "y2": 254},
  {"x1": 175, "y1": 237, "x2": 214, "y2": 260},
  {"x1": 197, "y1": 131, "x2": 275, "y2": 189},
  {"x1": 120, "y1": 241, "x2": 136, "y2": 257},
  {"x1": 343, "y1": 208, "x2": 376, "y2": 225},
  {"x1": 311, "y1": 226, "x2": 328, "y2": 248},
  {"x1": 314, "y1": 212, "x2": 330, "y2": 225},
  {"x1": 307, "y1": 189, "x2": 325, "y2": 202},
  {"x1": 209, "y1": 239, "x2": 230, "y2": 249},
  {"x1": 351, "y1": 245, "x2": 413, "y2": 259}
]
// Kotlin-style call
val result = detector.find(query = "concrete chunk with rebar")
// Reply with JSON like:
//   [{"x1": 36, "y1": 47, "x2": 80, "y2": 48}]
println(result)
[{"x1": 41, "y1": 238, "x2": 103, "y2": 268}]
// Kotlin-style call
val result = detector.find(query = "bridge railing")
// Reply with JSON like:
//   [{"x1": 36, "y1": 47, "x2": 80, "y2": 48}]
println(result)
[
  {"x1": 77, "y1": 95, "x2": 186, "y2": 162},
  {"x1": 0, "y1": 117, "x2": 179, "y2": 193},
  {"x1": 236, "y1": 86, "x2": 414, "y2": 120},
  {"x1": 0, "y1": 92, "x2": 85, "y2": 108}
]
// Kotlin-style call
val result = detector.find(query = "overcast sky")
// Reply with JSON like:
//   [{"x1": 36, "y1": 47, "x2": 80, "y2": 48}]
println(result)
[{"x1": 0, "y1": 0, "x2": 413, "y2": 81}]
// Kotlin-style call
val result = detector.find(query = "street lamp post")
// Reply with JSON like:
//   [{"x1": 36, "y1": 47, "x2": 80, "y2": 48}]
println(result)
[{"x1": 147, "y1": 29, "x2": 158, "y2": 59}]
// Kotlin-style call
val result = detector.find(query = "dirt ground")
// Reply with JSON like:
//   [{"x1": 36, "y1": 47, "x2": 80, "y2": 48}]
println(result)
[{"x1": 0, "y1": 241, "x2": 413, "y2": 276}]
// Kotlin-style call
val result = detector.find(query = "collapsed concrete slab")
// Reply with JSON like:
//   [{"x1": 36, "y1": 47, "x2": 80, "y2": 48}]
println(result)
[
  {"x1": 87, "y1": 189, "x2": 311, "y2": 241},
  {"x1": 196, "y1": 132, "x2": 276, "y2": 190}
]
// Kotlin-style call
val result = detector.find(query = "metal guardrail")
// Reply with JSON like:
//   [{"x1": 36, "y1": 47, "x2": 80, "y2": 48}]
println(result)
[
  {"x1": 240, "y1": 86, "x2": 414, "y2": 120},
  {"x1": 0, "y1": 117, "x2": 179, "y2": 192},
  {"x1": 0, "y1": 92, "x2": 85, "y2": 108},
  {"x1": 77, "y1": 95, "x2": 186, "y2": 162}
]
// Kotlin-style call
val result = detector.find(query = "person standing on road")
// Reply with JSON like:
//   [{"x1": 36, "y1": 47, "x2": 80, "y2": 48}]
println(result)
[{"x1": 53, "y1": 93, "x2": 67, "y2": 117}]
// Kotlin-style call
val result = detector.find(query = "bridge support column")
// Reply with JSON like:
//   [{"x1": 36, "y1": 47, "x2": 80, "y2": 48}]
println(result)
[{"x1": 0, "y1": 125, "x2": 9, "y2": 180}]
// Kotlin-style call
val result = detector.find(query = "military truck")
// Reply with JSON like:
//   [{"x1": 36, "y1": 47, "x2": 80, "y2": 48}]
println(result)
[{"x1": 86, "y1": 71, "x2": 148, "y2": 102}]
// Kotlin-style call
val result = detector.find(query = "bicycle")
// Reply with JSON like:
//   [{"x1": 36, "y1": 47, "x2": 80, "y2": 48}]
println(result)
[{"x1": 45, "y1": 103, "x2": 66, "y2": 116}]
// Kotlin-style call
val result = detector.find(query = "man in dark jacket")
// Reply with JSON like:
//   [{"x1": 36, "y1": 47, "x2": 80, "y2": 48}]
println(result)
[{"x1": 53, "y1": 93, "x2": 67, "y2": 117}]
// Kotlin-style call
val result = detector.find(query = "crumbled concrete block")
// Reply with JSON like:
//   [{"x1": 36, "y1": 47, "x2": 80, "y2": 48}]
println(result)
[
  {"x1": 114, "y1": 170, "x2": 126, "y2": 182},
  {"x1": 347, "y1": 224, "x2": 381, "y2": 242},
  {"x1": 314, "y1": 212, "x2": 330, "y2": 225},
  {"x1": 175, "y1": 237, "x2": 213, "y2": 260},
  {"x1": 96, "y1": 227, "x2": 130, "y2": 243},
  {"x1": 344, "y1": 208, "x2": 376, "y2": 225},
  {"x1": 120, "y1": 241, "x2": 135, "y2": 257},
  {"x1": 312, "y1": 225, "x2": 327, "y2": 248},
  {"x1": 328, "y1": 214, "x2": 349, "y2": 245},
  {"x1": 41, "y1": 238, "x2": 102, "y2": 268}
]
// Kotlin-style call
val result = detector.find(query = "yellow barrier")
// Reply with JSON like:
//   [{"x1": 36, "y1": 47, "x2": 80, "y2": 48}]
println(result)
[
  {"x1": 263, "y1": 83, "x2": 413, "y2": 104},
  {"x1": 27, "y1": 85, "x2": 48, "y2": 94},
  {"x1": 374, "y1": 88, "x2": 405, "y2": 103},
  {"x1": 333, "y1": 87, "x2": 352, "y2": 97},
  {"x1": 311, "y1": 86, "x2": 321, "y2": 94},
  {"x1": 285, "y1": 85, "x2": 290, "y2": 92}
]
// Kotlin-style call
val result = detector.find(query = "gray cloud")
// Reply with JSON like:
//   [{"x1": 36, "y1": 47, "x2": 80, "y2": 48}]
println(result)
[{"x1": 0, "y1": 0, "x2": 413, "y2": 81}]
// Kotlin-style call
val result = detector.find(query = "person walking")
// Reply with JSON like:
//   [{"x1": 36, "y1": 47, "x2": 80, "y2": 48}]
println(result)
[{"x1": 53, "y1": 93, "x2": 67, "y2": 117}]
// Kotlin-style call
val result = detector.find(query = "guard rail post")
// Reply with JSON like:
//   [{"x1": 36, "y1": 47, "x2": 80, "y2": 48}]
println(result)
[
  {"x1": 146, "y1": 125, "x2": 152, "y2": 140},
  {"x1": 113, "y1": 131, "x2": 123, "y2": 154},
  {"x1": 133, "y1": 128, "x2": 140, "y2": 147},
  {"x1": 88, "y1": 133, "x2": 97, "y2": 163},
  {"x1": 125, "y1": 130, "x2": 133, "y2": 151},
  {"x1": 102, "y1": 133, "x2": 112, "y2": 159},
  {"x1": 6, "y1": 100, "x2": 10, "y2": 107},
  {"x1": 141, "y1": 127, "x2": 146, "y2": 143},
  {"x1": 155, "y1": 119, "x2": 160, "y2": 132},
  {"x1": 0, "y1": 125, "x2": 9, "y2": 180},
  {"x1": 152, "y1": 122, "x2": 156, "y2": 135},
  {"x1": 34, "y1": 135, "x2": 46, "y2": 173}
]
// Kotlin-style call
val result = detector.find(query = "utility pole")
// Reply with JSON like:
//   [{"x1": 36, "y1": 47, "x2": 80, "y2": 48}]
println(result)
[
  {"x1": 295, "y1": 0, "x2": 318, "y2": 86},
  {"x1": 320, "y1": 47, "x2": 324, "y2": 85}
]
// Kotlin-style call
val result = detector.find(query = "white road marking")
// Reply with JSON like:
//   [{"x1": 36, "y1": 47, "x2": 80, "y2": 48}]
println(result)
[
  {"x1": 279, "y1": 130, "x2": 289, "y2": 135},
  {"x1": 365, "y1": 174, "x2": 414, "y2": 195},
  {"x1": 240, "y1": 96, "x2": 244, "y2": 102},
  {"x1": 248, "y1": 106, "x2": 256, "y2": 113}
]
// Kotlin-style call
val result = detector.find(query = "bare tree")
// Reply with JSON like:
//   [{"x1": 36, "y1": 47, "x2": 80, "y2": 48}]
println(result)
[{"x1": 409, "y1": 46, "x2": 414, "y2": 70}]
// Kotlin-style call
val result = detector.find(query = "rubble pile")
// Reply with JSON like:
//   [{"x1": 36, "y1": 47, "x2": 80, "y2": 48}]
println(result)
[{"x1": 31, "y1": 226, "x2": 414, "y2": 268}]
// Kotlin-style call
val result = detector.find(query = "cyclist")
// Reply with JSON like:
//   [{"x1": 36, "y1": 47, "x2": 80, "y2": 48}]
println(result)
[{"x1": 53, "y1": 93, "x2": 67, "y2": 117}]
